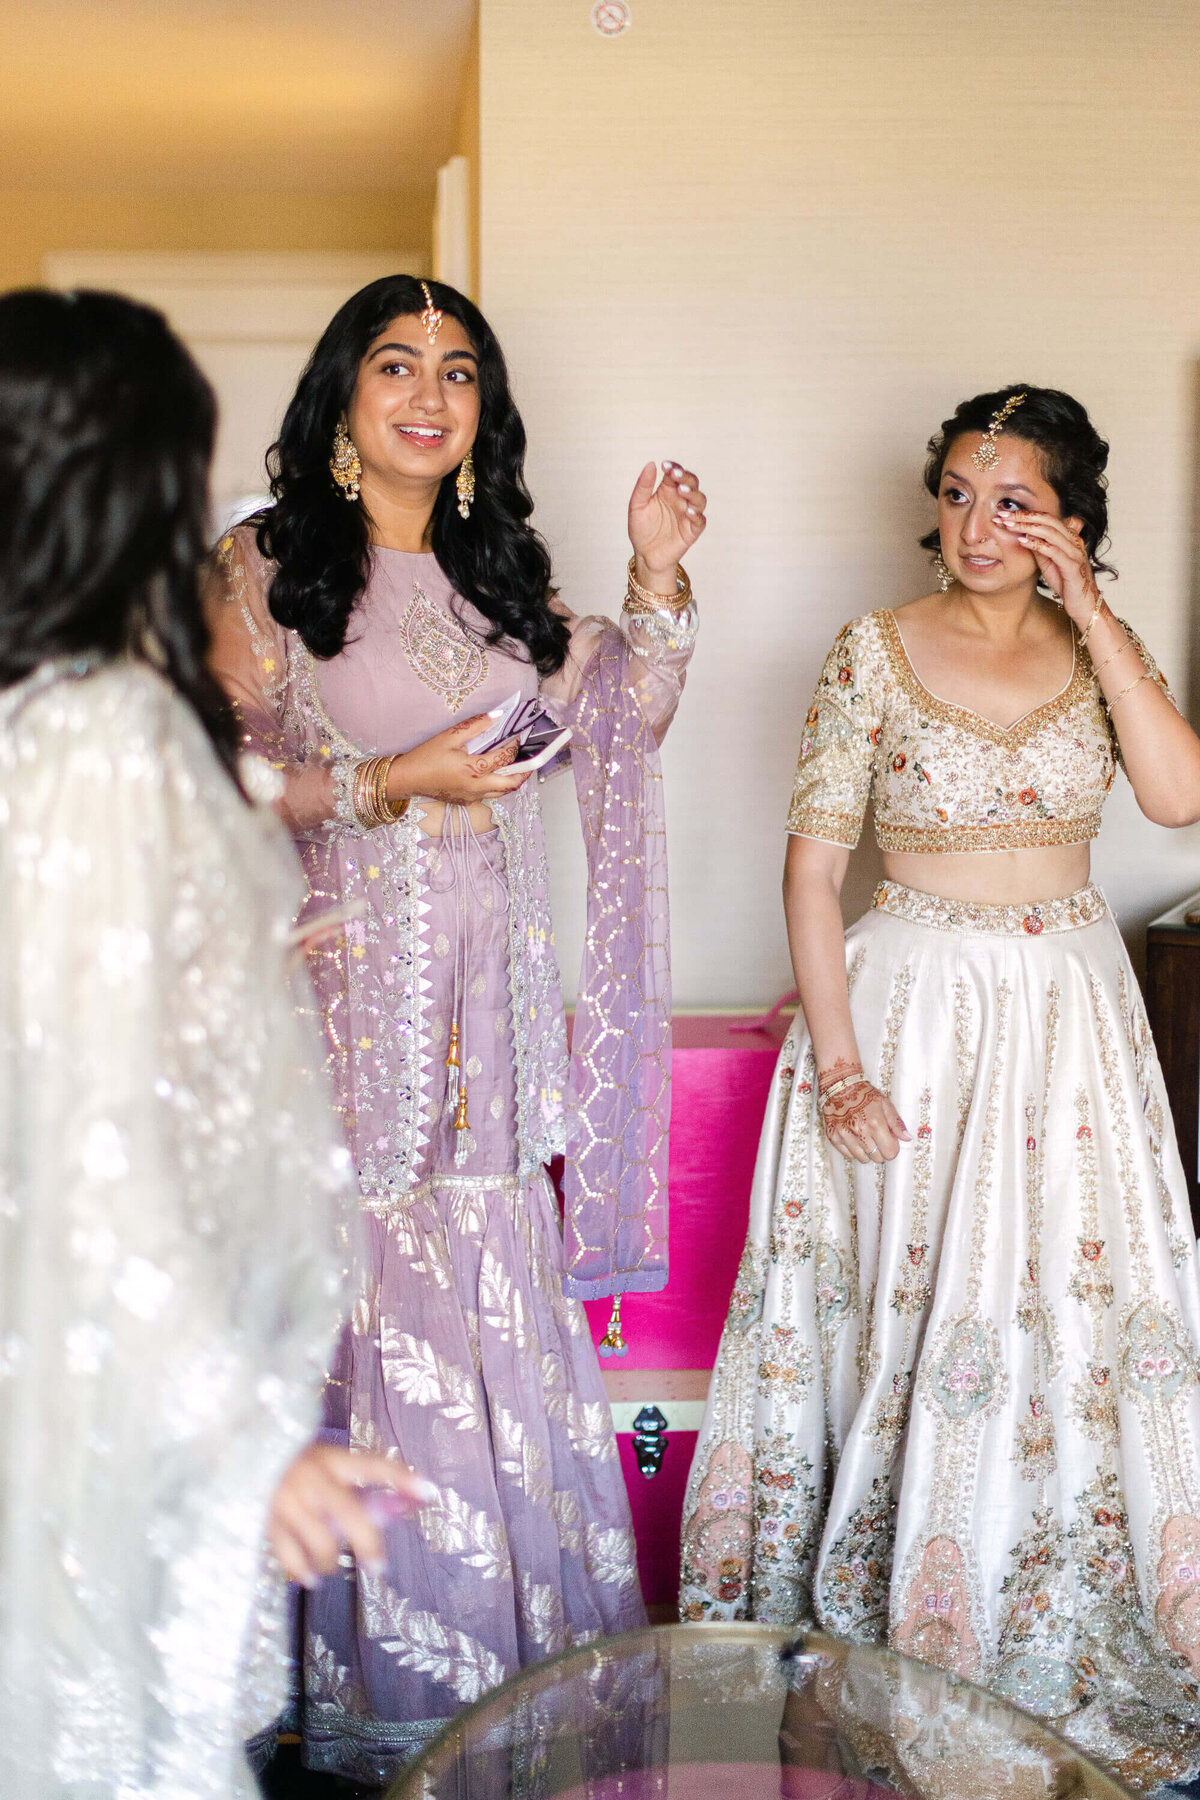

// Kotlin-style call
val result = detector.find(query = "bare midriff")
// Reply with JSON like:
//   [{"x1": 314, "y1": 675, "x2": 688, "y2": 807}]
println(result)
[{"x1": 882, "y1": 841, "x2": 1092, "y2": 904}]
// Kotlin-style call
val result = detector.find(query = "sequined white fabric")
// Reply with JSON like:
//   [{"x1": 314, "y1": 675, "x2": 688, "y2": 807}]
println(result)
[{"x1": 0, "y1": 658, "x2": 352, "y2": 1800}]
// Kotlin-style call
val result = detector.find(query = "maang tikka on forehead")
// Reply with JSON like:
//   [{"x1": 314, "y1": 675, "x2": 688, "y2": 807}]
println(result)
[
  {"x1": 970, "y1": 391, "x2": 1028, "y2": 471},
  {"x1": 419, "y1": 281, "x2": 444, "y2": 346}
]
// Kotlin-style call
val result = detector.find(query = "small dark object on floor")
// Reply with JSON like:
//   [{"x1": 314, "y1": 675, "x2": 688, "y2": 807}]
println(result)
[{"x1": 258, "y1": 1738, "x2": 383, "y2": 1800}]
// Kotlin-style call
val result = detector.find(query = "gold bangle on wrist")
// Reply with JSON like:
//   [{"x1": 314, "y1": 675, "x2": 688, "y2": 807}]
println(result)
[
  {"x1": 818, "y1": 1059, "x2": 863, "y2": 1096},
  {"x1": 351, "y1": 757, "x2": 375, "y2": 828},
  {"x1": 624, "y1": 555, "x2": 693, "y2": 617},
  {"x1": 1106, "y1": 669, "x2": 1153, "y2": 712},
  {"x1": 817, "y1": 1074, "x2": 871, "y2": 1112},
  {"x1": 351, "y1": 754, "x2": 410, "y2": 830},
  {"x1": 1090, "y1": 643, "x2": 1130, "y2": 680},
  {"x1": 1077, "y1": 597, "x2": 1106, "y2": 647},
  {"x1": 373, "y1": 755, "x2": 390, "y2": 825}
]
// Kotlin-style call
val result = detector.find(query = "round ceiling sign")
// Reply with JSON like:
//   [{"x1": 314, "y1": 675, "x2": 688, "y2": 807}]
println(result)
[{"x1": 592, "y1": 1, "x2": 632, "y2": 36}]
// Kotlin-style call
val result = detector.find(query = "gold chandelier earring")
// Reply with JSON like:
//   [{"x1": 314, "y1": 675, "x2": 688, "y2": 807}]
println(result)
[
  {"x1": 330, "y1": 415, "x2": 362, "y2": 502},
  {"x1": 456, "y1": 448, "x2": 475, "y2": 520},
  {"x1": 934, "y1": 552, "x2": 953, "y2": 592}
]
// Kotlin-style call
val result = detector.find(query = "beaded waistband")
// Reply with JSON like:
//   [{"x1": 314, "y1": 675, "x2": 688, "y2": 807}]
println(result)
[
  {"x1": 875, "y1": 814, "x2": 1101, "y2": 855},
  {"x1": 872, "y1": 880, "x2": 1107, "y2": 937}
]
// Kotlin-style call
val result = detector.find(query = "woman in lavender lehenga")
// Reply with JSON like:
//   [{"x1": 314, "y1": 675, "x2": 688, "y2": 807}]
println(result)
[{"x1": 207, "y1": 275, "x2": 705, "y2": 1782}]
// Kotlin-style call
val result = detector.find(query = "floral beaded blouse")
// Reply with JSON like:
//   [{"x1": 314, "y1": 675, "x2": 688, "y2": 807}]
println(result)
[{"x1": 787, "y1": 608, "x2": 1171, "y2": 854}]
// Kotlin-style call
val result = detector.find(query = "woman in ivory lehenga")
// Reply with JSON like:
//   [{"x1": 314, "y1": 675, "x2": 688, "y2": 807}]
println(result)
[
  {"x1": 0, "y1": 289, "x2": 426, "y2": 1800},
  {"x1": 207, "y1": 274, "x2": 705, "y2": 1780},
  {"x1": 681, "y1": 385, "x2": 1200, "y2": 1791}
]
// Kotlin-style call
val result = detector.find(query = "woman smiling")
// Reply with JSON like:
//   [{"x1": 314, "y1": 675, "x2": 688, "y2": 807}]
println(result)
[{"x1": 207, "y1": 274, "x2": 705, "y2": 1781}]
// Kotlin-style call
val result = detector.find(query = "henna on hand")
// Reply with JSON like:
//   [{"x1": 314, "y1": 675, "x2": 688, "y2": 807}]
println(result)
[
  {"x1": 817, "y1": 1056, "x2": 864, "y2": 1097},
  {"x1": 818, "y1": 1077, "x2": 885, "y2": 1142}
]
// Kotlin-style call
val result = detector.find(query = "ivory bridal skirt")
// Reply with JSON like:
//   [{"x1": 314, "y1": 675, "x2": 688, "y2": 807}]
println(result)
[{"x1": 681, "y1": 880, "x2": 1200, "y2": 1791}]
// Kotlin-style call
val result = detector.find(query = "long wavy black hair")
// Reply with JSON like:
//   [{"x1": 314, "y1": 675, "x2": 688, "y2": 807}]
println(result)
[
  {"x1": 919, "y1": 383, "x2": 1117, "y2": 581},
  {"x1": 0, "y1": 287, "x2": 241, "y2": 782},
  {"x1": 258, "y1": 274, "x2": 569, "y2": 674}
]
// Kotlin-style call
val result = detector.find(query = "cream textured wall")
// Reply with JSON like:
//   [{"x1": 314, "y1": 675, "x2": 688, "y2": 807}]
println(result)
[{"x1": 479, "y1": 0, "x2": 1200, "y2": 1005}]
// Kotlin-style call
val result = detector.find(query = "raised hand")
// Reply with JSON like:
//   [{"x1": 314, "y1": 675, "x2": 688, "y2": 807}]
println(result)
[
  {"x1": 628, "y1": 459, "x2": 707, "y2": 586},
  {"x1": 993, "y1": 509, "x2": 1100, "y2": 630}
]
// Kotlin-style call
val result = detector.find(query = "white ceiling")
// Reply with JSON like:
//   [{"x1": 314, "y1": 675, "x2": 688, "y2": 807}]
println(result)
[{"x1": 0, "y1": 0, "x2": 475, "y2": 193}]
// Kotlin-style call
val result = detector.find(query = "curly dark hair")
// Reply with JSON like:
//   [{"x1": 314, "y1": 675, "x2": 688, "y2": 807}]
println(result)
[
  {"x1": 0, "y1": 287, "x2": 241, "y2": 784},
  {"x1": 256, "y1": 274, "x2": 569, "y2": 674},
  {"x1": 919, "y1": 383, "x2": 1117, "y2": 581}
]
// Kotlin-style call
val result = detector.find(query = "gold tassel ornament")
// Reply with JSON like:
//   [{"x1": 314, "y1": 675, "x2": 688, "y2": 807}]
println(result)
[{"x1": 598, "y1": 1297, "x2": 628, "y2": 1359}]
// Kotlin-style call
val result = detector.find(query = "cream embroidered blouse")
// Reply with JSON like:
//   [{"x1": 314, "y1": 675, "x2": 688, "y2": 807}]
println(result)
[{"x1": 786, "y1": 608, "x2": 1170, "y2": 854}]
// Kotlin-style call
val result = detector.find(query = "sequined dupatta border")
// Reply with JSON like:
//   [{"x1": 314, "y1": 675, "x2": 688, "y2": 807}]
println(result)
[{"x1": 560, "y1": 621, "x2": 672, "y2": 1299}]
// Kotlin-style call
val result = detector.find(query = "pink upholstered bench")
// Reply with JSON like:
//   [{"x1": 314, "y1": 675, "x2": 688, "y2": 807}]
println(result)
[{"x1": 582, "y1": 1009, "x2": 792, "y2": 1615}]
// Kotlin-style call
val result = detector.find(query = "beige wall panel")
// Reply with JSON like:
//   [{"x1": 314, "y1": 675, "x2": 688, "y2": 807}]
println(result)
[{"x1": 480, "y1": 0, "x2": 1200, "y2": 1004}]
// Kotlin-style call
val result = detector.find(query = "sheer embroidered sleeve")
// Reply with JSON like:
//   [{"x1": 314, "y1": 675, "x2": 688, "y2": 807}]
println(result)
[
  {"x1": 539, "y1": 587, "x2": 698, "y2": 746},
  {"x1": 1102, "y1": 617, "x2": 1178, "y2": 770},
  {"x1": 205, "y1": 525, "x2": 350, "y2": 839},
  {"x1": 786, "y1": 616, "x2": 883, "y2": 846}
]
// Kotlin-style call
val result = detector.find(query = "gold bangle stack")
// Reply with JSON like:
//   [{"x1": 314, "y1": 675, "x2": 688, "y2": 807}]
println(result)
[
  {"x1": 817, "y1": 1073, "x2": 870, "y2": 1114},
  {"x1": 623, "y1": 555, "x2": 693, "y2": 617},
  {"x1": 817, "y1": 1062, "x2": 867, "y2": 1115},
  {"x1": 352, "y1": 755, "x2": 410, "y2": 830}
]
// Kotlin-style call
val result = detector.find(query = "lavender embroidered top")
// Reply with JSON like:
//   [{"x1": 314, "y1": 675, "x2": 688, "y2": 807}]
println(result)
[{"x1": 208, "y1": 529, "x2": 698, "y2": 1297}]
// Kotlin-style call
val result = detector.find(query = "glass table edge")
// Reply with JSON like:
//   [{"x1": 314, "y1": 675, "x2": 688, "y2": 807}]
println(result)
[{"x1": 384, "y1": 1621, "x2": 1135, "y2": 1799}]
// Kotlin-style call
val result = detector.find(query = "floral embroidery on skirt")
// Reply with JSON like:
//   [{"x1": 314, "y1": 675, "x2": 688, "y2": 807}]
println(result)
[{"x1": 681, "y1": 884, "x2": 1200, "y2": 1792}]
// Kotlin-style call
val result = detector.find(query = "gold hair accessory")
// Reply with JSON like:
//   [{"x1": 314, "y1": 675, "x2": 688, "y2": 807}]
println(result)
[
  {"x1": 351, "y1": 755, "x2": 410, "y2": 830},
  {"x1": 970, "y1": 391, "x2": 1028, "y2": 471},
  {"x1": 456, "y1": 448, "x2": 475, "y2": 520},
  {"x1": 624, "y1": 555, "x2": 693, "y2": 616},
  {"x1": 330, "y1": 417, "x2": 362, "y2": 502},
  {"x1": 419, "y1": 281, "x2": 444, "y2": 345}
]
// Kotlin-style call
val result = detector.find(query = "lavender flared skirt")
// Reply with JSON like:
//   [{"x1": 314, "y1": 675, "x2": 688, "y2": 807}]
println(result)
[
  {"x1": 300, "y1": 829, "x2": 644, "y2": 1782},
  {"x1": 681, "y1": 881, "x2": 1200, "y2": 1794}
]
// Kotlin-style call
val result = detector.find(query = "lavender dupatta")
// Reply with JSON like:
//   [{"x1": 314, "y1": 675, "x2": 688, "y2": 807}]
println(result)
[
  {"x1": 561, "y1": 620, "x2": 671, "y2": 1299},
  {"x1": 210, "y1": 533, "x2": 674, "y2": 1304}
]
